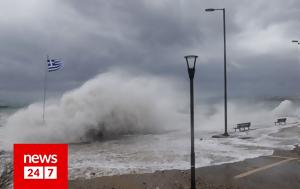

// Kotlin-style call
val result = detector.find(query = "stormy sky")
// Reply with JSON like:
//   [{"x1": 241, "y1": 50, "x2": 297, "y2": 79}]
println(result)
[{"x1": 0, "y1": 0, "x2": 300, "y2": 104}]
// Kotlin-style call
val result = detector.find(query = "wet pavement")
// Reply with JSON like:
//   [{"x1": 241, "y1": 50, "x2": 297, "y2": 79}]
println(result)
[{"x1": 197, "y1": 150, "x2": 300, "y2": 189}]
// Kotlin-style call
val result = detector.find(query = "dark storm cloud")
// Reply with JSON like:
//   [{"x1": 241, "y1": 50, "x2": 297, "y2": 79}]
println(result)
[{"x1": 0, "y1": 0, "x2": 300, "y2": 104}]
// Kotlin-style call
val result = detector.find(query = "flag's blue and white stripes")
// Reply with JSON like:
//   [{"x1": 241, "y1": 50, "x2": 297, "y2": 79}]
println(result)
[{"x1": 47, "y1": 59, "x2": 63, "y2": 72}]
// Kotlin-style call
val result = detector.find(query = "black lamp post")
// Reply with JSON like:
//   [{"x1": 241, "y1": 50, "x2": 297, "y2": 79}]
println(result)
[
  {"x1": 205, "y1": 8, "x2": 229, "y2": 137},
  {"x1": 185, "y1": 55, "x2": 198, "y2": 189},
  {"x1": 292, "y1": 40, "x2": 300, "y2": 61},
  {"x1": 292, "y1": 40, "x2": 300, "y2": 115}
]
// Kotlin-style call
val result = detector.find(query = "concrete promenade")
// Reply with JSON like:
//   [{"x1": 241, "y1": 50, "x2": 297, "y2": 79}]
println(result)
[
  {"x1": 69, "y1": 149, "x2": 300, "y2": 189},
  {"x1": 197, "y1": 149, "x2": 300, "y2": 189}
]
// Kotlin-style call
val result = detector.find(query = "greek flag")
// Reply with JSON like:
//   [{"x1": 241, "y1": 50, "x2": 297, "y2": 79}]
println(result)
[{"x1": 47, "y1": 59, "x2": 63, "y2": 72}]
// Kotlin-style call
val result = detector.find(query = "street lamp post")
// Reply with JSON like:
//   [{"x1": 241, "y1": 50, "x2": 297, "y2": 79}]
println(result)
[
  {"x1": 292, "y1": 40, "x2": 300, "y2": 57},
  {"x1": 205, "y1": 8, "x2": 229, "y2": 137},
  {"x1": 292, "y1": 40, "x2": 300, "y2": 115},
  {"x1": 185, "y1": 55, "x2": 198, "y2": 189}
]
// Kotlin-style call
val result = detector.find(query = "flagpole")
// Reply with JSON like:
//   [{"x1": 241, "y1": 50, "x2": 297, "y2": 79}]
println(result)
[{"x1": 42, "y1": 55, "x2": 49, "y2": 123}]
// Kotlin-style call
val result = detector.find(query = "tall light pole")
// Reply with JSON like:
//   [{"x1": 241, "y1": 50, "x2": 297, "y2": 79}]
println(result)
[
  {"x1": 292, "y1": 40, "x2": 300, "y2": 54},
  {"x1": 205, "y1": 8, "x2": 229, "y2": 137},
  {"x1": 292, "y1": 40, "x2": 300, "y2": 116},
  {"x1": 185, "y1": 55, "x2": 198, "y2": 189}
]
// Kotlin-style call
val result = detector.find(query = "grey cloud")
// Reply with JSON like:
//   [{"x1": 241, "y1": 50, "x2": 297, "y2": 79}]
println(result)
[{"x1": 0, "y1": 0, "x2": 300, "y2": 104}]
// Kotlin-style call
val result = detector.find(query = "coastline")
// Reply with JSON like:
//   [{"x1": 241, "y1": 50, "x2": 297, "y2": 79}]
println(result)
[
  {"x1": 1, "y1": 125, "x2": 299, "y2": 189},
  {"x1": 69, "y1": 147, "x2": 300, "y2": 189},
  {"x1": 69, "y1": 125, "x2": 300, "y2": 189}
]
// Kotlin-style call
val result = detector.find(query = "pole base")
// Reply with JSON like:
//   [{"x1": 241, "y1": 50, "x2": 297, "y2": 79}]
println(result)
[
  {"x1": 223, "y1": 132, "x2": 229, "y2": 137},
  {"x1": 212, "y1": 133, "x2": 230, "y2": 138}
]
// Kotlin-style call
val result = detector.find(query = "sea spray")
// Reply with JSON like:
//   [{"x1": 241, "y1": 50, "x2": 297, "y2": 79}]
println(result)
[
  {"x1": 196, "y1": 101, "x2": 281, "y2": 132},
  {"x1": 1, "y1": 71, "x2": 187, "y2": 150},
  {"x1": 271, "y1": 100, "x2": 297, "y2": 117},
  {"x1": 0, "y1": 151, "x2": 12, "y2": 189},
  {"x1": 1, "y1": 70, "x2": 298, "y2": 151}
]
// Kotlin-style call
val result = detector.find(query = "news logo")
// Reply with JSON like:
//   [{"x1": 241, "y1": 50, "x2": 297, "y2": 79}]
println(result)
[{"x1": 14, "y1": 144, "x2": 68, "y2": 189}]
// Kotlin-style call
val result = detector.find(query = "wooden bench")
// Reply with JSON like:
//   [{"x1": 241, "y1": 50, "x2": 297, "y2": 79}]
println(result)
[
  {"x1": 234, "y1": 122, "x2": 251, "y2": 132},
  {"x1": 274, "y1": 118, "x2": 286, "y2": 125}
]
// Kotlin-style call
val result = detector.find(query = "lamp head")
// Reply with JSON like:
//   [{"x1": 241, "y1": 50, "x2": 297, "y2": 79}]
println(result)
[
  {"x1": 205, "y1": 8, "x2": 215, "y2": 12},
  {"x1": 184, "y1": 55, "x2": 198, "y2": 69}
]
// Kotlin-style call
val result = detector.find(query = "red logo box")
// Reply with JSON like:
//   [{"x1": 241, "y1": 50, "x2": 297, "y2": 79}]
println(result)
[{"x1": 14, "y1": 144, "x2": 68, "y2": 189}]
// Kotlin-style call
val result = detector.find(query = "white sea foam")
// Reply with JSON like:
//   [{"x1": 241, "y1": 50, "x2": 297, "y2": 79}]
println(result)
[{"x1": 68, "y1": 121, "x2": 300, "y2": 179}]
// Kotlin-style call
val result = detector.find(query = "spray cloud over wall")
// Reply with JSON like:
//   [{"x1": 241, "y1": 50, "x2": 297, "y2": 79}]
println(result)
[
  {"x1": 1, "y1": 70, "x2": 297, "y2": 150},
  {"x1": 1, "y1": 70, "x2": 186, "y2": 149}
]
